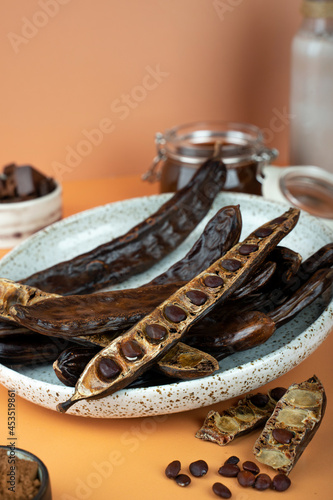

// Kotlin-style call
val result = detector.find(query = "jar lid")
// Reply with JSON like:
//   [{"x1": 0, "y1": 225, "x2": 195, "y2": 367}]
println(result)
[{"x1": 161, "y1": 121, "x2": 273, "y2": 166}]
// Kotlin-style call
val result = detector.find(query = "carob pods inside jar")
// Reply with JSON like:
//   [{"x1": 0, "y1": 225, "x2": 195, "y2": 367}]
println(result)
[
  {"x1": 56, "y1": 207, "x2": 300, "y2": 412},
  {"x1": 19, "y1": 154, "x2": 227, "y2": 295}
]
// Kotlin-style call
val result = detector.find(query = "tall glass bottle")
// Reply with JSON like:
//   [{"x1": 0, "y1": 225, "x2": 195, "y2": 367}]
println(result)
[{"x1": 290, "y1": 0, "x2": 333, "y2": 172}]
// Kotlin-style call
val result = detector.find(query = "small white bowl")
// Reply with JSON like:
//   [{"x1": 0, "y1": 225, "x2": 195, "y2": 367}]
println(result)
[{"x1": 0, "y1": 181, "x2": 62, "y2": 248}]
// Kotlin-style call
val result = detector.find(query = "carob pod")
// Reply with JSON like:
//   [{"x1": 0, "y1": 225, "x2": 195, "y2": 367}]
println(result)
[
  {"x1": 56, "y1": 207, "x2": 300, "y2": 413},
  {"x1": 0, "y1": 278, "x2": 58, "y2": 322},
  {"x1": 231, "y1": 260, "x2": 277, "y2": 300},
  {"x1": 20, "y1": 154, "x2": 227, "y2": 295},
  {"x1": 145, "y1": 204, "x2": 242, "y2": 286},
  {"x1": 186, "y1": 310, "x2": 276, "y2": 360},
  {"x1": 54, "y1": 342, "x2": 219, "y2": 386},
  {"x1": 253, "y1": 375, "x2": 326, "y2": 474},
  {"x1": 268, "y1": 267, "x2": 333, "y2": 327},
  {"x1": 6, "y1": 206, "x2": 242, "y2": 337},
  {"x1": 187, "y1": 265, "x2": 333, "y2": 355},
  {"x1": 195, "y1": 387, "x2": 286, "y2": 446},
  {"x1": 0, "y1": 333, "x2": 72, "y2": 365}
]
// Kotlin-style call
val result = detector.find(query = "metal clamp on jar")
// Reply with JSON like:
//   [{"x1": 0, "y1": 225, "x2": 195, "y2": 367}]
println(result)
[{"x1": 142, "y1": 121, "x2": 278, "y2": 195}]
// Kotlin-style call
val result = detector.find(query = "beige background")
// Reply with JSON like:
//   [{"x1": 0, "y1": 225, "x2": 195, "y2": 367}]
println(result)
[{"x1": 1, "y1": 0, "x2": 301, "y2": 181}]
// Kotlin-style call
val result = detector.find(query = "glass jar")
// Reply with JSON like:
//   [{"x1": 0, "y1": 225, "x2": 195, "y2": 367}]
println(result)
[
  {"x1": 143, "y1": 121, "x2": 278, "y2": 194},
  {"x1": 290, "y1": 0, "x2": 333, "y2": 172}
]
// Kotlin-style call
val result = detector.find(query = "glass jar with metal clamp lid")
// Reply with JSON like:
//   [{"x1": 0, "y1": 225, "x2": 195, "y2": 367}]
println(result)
[{"x1": 142, "y1": 121, "x2": 278, "y2": 194}]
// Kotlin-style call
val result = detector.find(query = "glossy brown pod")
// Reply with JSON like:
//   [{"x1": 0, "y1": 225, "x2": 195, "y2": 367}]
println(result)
[
  {"x1": 20, "y1": 155, "x2": 227, "y2": 295},
  {"x1": 56, "y1": 207, "x2": 299, "y2": 412}
]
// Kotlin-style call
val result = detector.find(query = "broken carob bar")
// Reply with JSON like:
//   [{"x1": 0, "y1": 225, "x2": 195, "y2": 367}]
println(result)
[
  {"x1": 253, "y1": 375, "x2": 326, "y2": 474},
  {"x1": 195, "y1": 387, "x2": 286, "y2": 446}
]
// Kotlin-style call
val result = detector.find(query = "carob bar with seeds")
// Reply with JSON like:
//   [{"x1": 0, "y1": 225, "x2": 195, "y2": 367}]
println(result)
[
  {"x1": 56, "y1": 207, "x2": 299, "y2": 413},
  {"x1": 195, "y1": 387, "x2": 286, "y2": 446},
  {"x1": 253, "y1": 375, "x2": 326, "y2": 474}
]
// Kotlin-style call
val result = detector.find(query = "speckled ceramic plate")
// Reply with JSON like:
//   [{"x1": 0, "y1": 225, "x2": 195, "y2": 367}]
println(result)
[{"x1": 0, "y1": 193, "x2": 332, "y2": 418}]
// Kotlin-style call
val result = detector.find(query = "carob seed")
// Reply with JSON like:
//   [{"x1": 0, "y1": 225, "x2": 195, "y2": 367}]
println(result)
[
  {"x1": 203, "y1": 275, "x2": 224, "y2": 288},
  {"x1": 189, "y1": 459, "x2": 208, "y2": 477},
  {"x1": 165, "y1": 460, "x2": 181, "y2": 479},
  {"x1": 120, "y1": 339, "x2": 144, "y2": 361},
  {"x1": 218, "y1": 463, "x2": 240, "y2": 477},
  {"x1": 146, "y1": 323, "x2": 167, "y2": 341},
  {"x1": 272, "y1": 428, "x2": 294, "y2": 445},
  {"x1": 249, "y1": 393, "x2": 269, "y2": 408},
  {"x1": 255, "y1": 227, "x2": 273, "y2": 238},
  {"x1": 164, "y1": 304, "x2": 187, "y2": 323},
  {"x1": 185, "y1": 289, "x2": 208, "y2": 306},
  {"x1": 175, "y1": 474, "x2": 191, "y2": 487},
  {"x1": 225, "y1": 456, "x2": 240, "y2": 465},
  {"x1": 221, "y1": 258, "x2": 242, "y2": 272},
  {"x1": 212, "y1": 482, "x2": 232, "y2": 498},
  {"x1": 242, "y1": 461, "x2": 260, "y2": 475},
  {"x1": 238, "y1": 243, "x2": 259, "y2": 255},
  {"x1": 97, "y1": 358, "x2": 121, "y2": 381},
  {"x1": 237, "y1": 470, "x2": 256, "y2": 487},
  {"x1": 272, "y1": 473, "x2": 291, "y2": 491},
  {"x1": 270, "y1": 386, "x2": 287, "y2": 401},
  {"x1": 271, "y1": 216, "x2": 287, "y2": 225},
  {"x1": 254, "y1": 473, "x2": 272, "y2": 491}
]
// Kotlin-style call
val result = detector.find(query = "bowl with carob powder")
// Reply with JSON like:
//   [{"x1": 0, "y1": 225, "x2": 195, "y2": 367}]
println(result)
[{"x1": 0, "y1": 446, "x2": 51, "y2": 499}]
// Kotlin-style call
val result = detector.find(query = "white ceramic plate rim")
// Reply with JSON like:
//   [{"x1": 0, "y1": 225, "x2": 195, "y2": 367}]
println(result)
[{"x1": 0, "y1": 192, "x2": 332, "y2": 418}]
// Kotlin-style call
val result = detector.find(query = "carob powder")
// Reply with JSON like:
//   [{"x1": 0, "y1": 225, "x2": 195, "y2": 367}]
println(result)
[{"x1": 0, "y1": 449, "x2": 41, "y2": 499}]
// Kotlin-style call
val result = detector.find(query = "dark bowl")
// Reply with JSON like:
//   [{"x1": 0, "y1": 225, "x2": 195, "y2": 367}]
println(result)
[{"x1": 0, "y1": 445, "x2": 52, "y2": 499}]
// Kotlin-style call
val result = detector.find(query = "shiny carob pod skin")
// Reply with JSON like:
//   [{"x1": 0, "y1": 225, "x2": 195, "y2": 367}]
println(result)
[
  {"x1": 0, "y1": 204, "x2": 241, "y2": 338},
  {"x1": 54, "y1": 342, "x2": 219, "y2": 387},
  {"x1": 20, "y1": 155, "x2": 227, "y2": 295},
  {"x1": 0, "y1": 333, "x2": 72, "y2": 365},
  {"x1": 253, "y1": 375, "x2": 326, "y2": 474},
  {"x1": 56, "y1": 207, "x2": 300, "y2": 413}
]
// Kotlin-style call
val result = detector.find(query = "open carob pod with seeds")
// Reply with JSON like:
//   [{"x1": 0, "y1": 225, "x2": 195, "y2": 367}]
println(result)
[
  {"x1": 253, "y1": 375, "x2": 326, "y2": 474},
  {"x1": 55, "y1": 207, "x2": 300, "y2": 413},
  {"x1": 19, "y1": 152, "x2": 227, "y2": 295},
  {"x1": 195, "y1": 386, "x2": 287, "y2": 445},
  {"x1": 0, "y1": 204, "x2": 241, "y2": 338}
]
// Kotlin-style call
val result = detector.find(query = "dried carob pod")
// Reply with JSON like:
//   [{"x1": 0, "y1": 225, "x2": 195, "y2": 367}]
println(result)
[
  {"x1": 0, "y1": 333, "x2": 72, "y2": 365},
  {"x1": 54, "y1": 345, "x2": 101, "y2": 386},
  {"x1": 155, "y1": 342, "x2": 219, "y2": 380},
  {"x1": 268, "y1": 267, "x2": 333, "y2": 327},
  {"x1": 56, "y1": 207, "x2": 300, "y2": 413},
  {"x1": 186, "y1": 310, "x2": 276, "y2": 360},
  {"x1": 20, "y1": 155, "x2": 227, "y2": 295},
  {"x1": 145, "y1": 204, "x2": 242, "y2": 286},
  {"x1": 253, "y1": 375, "x2": 326, "y2": 474},
  {"x1": 0, "y1": 278, "x2": 58, "y2": 322},
  {"x1": 54, "y1": 342, "x2": 219, "y2": 386},
  {"x1": 1, "y1": 205, "x2": 241, "y2": 338},
  {"x1": 195, "y1": 387, "x2": 287, "y2": 446}
]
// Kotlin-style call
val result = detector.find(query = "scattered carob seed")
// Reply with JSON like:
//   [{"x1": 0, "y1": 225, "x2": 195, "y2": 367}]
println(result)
[
  {"x1": 224, "y1": 456, "x2": 240, "y2": 465},
  {"x1": 218, "y1": 463, "x2": 240, "y2": 477},
  {"x1": 165, "y1": 460, "x2": 181, "y2": 479},
  {"x1": 272, "y1": 473, "x2": 291, "y2": 491},
  {"x1": 237, "y1": 470, "x2": 256, "y2": 487},
  {"x1": 254, "y1": 473, "x2": 272, "y2": 491},
  {"x1": 242, "y1": 460, "x2": 260, "y2": 475},
  {"x1": 189, "y1": 459, "x2": 208, "y2": 477},
  {"x1": 175, "y1": 474, "x2": 191, "y2": 487},
  {"x1": 212, "y1": 482, "x2": 232, "y2": 498}
]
